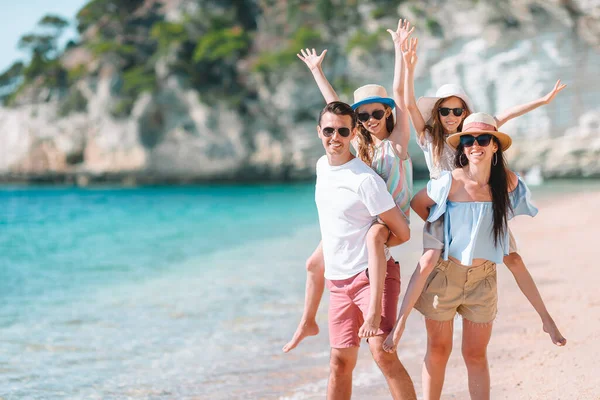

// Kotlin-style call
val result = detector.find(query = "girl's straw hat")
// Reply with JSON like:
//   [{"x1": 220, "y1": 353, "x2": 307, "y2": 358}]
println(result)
[
  {"x1": 351, "y1": 84, "x2": 396, "y2": 110},
  {"x1": 416, "y1": 84, "x2": 475, "y2": 123},
  {"x1": 446, "y1": 112, "x2": 512, "y2": 150}
]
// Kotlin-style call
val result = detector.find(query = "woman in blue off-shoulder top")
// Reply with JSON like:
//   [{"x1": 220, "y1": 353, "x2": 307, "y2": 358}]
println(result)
[
  {"x1": 403, "y1": 113, "x2": 554, "y2": 400},
  {"x1": 383, "y1": 39, "x2": 565, "y2": 364}
]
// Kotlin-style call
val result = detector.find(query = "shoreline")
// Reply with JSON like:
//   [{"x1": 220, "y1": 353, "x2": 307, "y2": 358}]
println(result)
[{"x1": 4, "y1": 171, "x2": 600, "y2": 187}]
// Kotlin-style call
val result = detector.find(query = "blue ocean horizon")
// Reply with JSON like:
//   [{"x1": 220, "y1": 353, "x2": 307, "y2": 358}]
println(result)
[
  {"x1": 2, "y1": 180, "x2": 599, "y2": 398},
  {"x1": 1, "y1": 184, "x2": 327, "y2": 398}
]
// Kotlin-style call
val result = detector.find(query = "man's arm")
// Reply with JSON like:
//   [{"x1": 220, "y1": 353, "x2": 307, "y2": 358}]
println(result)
[
  {"x1": 378, "y1": 206, "x2": 410, "y2": 245},
  {"x1": 359, "y1": 175, "x2": 410, "y2": 245}
]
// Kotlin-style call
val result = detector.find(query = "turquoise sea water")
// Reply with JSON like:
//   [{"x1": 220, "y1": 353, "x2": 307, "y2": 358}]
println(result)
[
  {"x1": 2, "y1": 180, "x2": 600, "y2": 399},
  {"x1": 1, "y1": 184, "x2": 328, "y2": 399}
]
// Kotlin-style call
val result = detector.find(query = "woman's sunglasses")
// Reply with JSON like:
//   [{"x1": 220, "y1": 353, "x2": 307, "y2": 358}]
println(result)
[
  {"x1": 438, "y1": 107, "x2": 464, "y2": 117},
  {"x1": 459, "y1": 133, "x2": 493, "y2": 147},
  {"x1": 357, "y1": 109, "x2": 386, "y2": 122},
  {"x1": 321, "y1": 127, "x2": 351, "y2": 137}
]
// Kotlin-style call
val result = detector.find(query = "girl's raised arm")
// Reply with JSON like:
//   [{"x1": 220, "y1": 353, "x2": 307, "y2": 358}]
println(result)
[
  {"x1": 387, "y1": 19, "x2": 414, "y2": 159},
  {"x1": 402, "y1": 38, "x2": 427, "y2": 141},
  {"x1": 495, "y1": 79, "x2": 567, "y2": 128},
  {"x1": 297, "y1": 48, "x2": 339, "y2": 104}
]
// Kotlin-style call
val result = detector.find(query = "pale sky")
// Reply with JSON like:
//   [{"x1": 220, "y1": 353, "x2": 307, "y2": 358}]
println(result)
[{"x1": 0, "y1": 0, "x2": 89, "y2": 72}]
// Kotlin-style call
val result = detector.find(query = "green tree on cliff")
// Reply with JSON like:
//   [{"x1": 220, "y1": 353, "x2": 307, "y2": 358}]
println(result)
[{"x1": 0, "y1": 14, "x2": 70, "y2": 104}]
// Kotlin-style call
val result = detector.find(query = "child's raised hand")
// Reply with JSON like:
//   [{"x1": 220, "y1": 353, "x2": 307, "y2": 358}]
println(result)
[
  {"x1": 382, "y1": 332, "x2": 397, "y2": 353},
  {"x1": 542, "y1": 79, "x2": 567, "y2": 104},
  {"x1": 297, "y1": 48, "x2": 327, "y2": 72},
  {"x1": 387, "y1": 19, "x2": 415, "y2": 47},
  {"x1": 402, "y1": 37, "x2": 418, "y2": 70},
  {"x1": 383, "y1": 322, "x2": 405, "y2": 353}
]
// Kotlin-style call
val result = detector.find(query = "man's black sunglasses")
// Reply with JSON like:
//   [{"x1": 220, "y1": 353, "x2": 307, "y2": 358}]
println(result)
[{"x1": 321, "y1": 127, "x2": 351, "y2": 137}]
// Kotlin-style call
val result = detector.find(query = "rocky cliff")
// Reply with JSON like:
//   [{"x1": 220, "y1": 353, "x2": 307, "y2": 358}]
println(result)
[{"x1": 0, "y1": 0, "x2": 598, "y2": 184}]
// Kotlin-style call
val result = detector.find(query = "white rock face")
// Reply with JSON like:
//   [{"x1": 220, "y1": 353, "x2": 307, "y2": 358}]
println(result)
[
  {"x1": 0, "y1": 0, "x2": 599, "y2": 182},
  {"x1": 359, "y1": 0, "x2": 600, "y2": 177}
]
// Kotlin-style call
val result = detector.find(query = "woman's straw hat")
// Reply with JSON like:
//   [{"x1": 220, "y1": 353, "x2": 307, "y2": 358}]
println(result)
[{"x1": 446, "y1": 112, "x2": 512, "y2": 150}]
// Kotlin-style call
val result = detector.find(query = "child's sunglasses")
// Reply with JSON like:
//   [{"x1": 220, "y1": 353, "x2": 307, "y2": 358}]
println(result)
[
  {"x1": 459, "y1": 133, "x2": 494, "y2": 147},
  {"x1": 321, "y1": 127, "x2": 351, "y2": 137},
  {"x1": 357, "y1": 109, "x2": 386, "y2": 122},
  {"x1": 438, "y1": 107, "x2": 464, "y2": 117}
]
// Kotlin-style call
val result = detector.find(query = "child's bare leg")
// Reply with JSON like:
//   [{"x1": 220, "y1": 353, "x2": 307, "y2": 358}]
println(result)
[
  {"x1": 358, "y1": 223, "x2": 389, "y2": 338},
  {"x1": 384, "y1": 248, "x2": 442, "y2": 352},
  {"x1": 503, "y1": 252, "x2": 566, "y2": 346},
  {"x1": 283, "y1": 242, "x2": 324, "y2": 353}
]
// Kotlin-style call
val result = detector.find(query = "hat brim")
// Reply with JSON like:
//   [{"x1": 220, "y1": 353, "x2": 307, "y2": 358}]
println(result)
[
  {"x1": 416, "y1": 94, "x2": 475, "y2": 124},
  {"x1": 351, "y1": 96, "x2": 396, "y2": 110},
  {"x1": 416, "y1": 96, "x2": 439, "y2": 124},
  {"x1": 446, "y1": 130, "x2": 512, "y2": 151}
]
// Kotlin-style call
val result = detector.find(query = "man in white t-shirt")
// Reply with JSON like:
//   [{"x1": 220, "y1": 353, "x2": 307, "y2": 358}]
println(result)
[{"x1": 314, "y1": 102, "x2": 416, "y2": 399}]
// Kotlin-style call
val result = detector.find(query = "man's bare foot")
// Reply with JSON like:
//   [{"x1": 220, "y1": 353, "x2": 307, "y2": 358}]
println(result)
[
  {"x1": 543, "y1": 318, "x2": 566, "y2": 346},
  {"x1": 282, "y1": 320, "x2": 319, "y2": 353},
  {"x1": 382, "y1": 323, "x2": 405, "y2": 353},
  {"x1": 358, "y1": 312, "x2": 381, "y2": 338}
]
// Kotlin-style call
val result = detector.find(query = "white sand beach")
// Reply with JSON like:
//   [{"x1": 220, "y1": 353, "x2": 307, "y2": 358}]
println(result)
[{"x1": 280, "y1": 189, "x2": 600, "y2": 400}]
